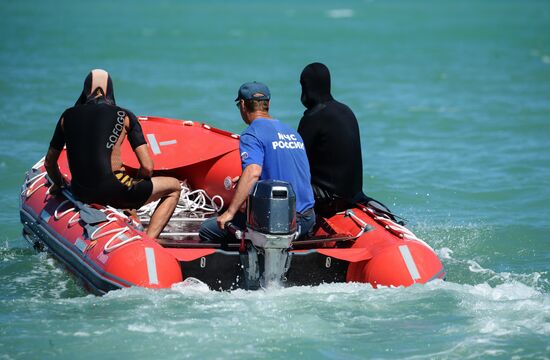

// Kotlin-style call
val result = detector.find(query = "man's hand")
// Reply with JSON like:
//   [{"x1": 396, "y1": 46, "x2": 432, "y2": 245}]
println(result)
[
  {"x1": 217, "y1": 211, "x2": 235, "y2": 230},
  {"x1": 48, "y1": 183, "x2": 63, "y2": 197},
  {"x1": 44, "y1": 146, "x2": 65, "y2": 195},
  {"x1": 136, "y1": 166, "x2": 152, "y2": 179},
  {"x1": 219, "y1": 164, "x2": 261, "y2": 230},
  {"x1": 231, "y1": 176, "x2": 240, "y2": 189},
  {"x1": 134, "y1": 144, "x2": 154, "y2": 179},
  {"x1": 48, "y1": 176, "x2": 67, "y2": 197}
]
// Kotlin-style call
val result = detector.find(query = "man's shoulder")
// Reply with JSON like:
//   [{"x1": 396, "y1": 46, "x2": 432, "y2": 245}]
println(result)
[
  {"x1": 254, "y1": 118, "x2": 299, "y2": 136},
  {"x1": 66, "y1": 102, "x2": 122, "y2": 112},
  {"x1": 275, "y1": 120, "x2": 299, "y2": 134},
  {"x1": 60, "y1": 105, "x2": 84, "y2": 121},
  {"x1": 339, "y1": 99, "x2": 357, "y2": 110},
  {"x1": 112, "y1": 105, "x2": 134, "y2": 115},
  {"x1": 327, "y1": 100, "x2": 356, "y2": 116},
  {"x1": 253, "y1": 117, "x2": 277, "y2": 125},
  {"x1": 62, "y1": 105, "x2": 78, "y2": 114},
  {"x1": 305, "y1": 100, "x2": 354, "y2": 116},
  {"x1": 303, "y1": 103, "x2": 327, "y2": 118},
  {"x1": 61, "y1": 106, "x2": 75, "y2": 117},
  {"x1": 247, "y1": 118, "x2": 277, "y2": 132}
]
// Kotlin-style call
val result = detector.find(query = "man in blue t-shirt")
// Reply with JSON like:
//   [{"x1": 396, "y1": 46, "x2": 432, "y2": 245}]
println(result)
[{"x1": 199, "y1": 81, "x2": 315, "y2": 244}]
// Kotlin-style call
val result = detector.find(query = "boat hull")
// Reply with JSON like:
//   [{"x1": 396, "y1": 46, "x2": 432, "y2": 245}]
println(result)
[{"x1": 20, "y1": 116, "x2": 445, "y2": 293}]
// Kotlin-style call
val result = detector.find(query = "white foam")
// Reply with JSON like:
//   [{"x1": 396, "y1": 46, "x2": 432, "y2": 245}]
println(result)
[
  {"x1": 437, "y1": 247, "x2": 454, "y2": 259},
  {"x1": 468, "y1": 260, "x2": 491, "y2": 274},
  {"x1": 171, "y1": 277, "x2": 211, "y2": 293},
  {"x1": 326, "y1": 9, "x2": 354, "y2": 19},
  {"x1": 128, "y1": 324, "x2": 157, "y2": 333},
  {"x1": 455, "y1": 281, "x2": 550, "y2": 337},
  {"x1": 468, "y1": 282, "x2": 540, "y2": 301}
]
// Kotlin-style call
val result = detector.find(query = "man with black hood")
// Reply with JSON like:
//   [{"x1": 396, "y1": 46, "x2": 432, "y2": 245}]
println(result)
[
  {"x1": 298, "y1": 62, "x2": 393, "y2": 217},
  {"x1": 44, "y1": 69, "x2": 181, "y2": 239},
  {"x1": 298, "y1": 62, "x2": 363, "y2": 216}
]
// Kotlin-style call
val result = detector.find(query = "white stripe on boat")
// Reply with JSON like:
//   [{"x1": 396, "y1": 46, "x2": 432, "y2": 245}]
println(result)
[
  {"x1": 399, "y1": 245, "x2": 421, "y2": 281},
  {"x1": 145, "y1": 247, "x2": 159, "y2": 285},
  {"x1": 159, "y1": 139, "x2": 177, "y2": 146},
  {"x1": 147, "y1": 134, "x2": 161, "y2": 155}
]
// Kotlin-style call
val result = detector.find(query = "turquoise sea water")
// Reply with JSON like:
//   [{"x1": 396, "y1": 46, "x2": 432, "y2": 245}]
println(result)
[{"x1": 1, "y1": 1, "x2": 549, "y2": 358}]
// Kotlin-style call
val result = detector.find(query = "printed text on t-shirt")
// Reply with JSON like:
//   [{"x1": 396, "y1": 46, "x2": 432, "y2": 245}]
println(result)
[{"x1": 272, "y1": 132, "x2": 304, "y2": 150}]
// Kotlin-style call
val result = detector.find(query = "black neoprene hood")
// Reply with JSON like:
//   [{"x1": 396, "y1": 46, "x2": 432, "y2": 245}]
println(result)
[{"x1": 300, "y1": 62, "x2": 334, "y2": 109}]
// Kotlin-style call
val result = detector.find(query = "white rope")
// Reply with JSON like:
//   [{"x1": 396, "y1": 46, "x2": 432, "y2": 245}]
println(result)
[
  {"x1": 23, "y1": 157, "x2": 142, "y2": 252},
  {"x1": 342, "y1": 207, "x2": 435, "y2": 251},
  {"x1": 24, "y1": 172, "x2": 47, "y2": 198},
  {"x1": 342, "y1": 209, "x2": 370, "y2": 239},
  {"x1": 366, "y1": 208, "x2": 435, "y2": 252},
  {"x1": 137, "y1": 182, "x2": 224, "y2": 219},
  {"x1": 67, "y1": 212, "x2": 81, "y2": 227},
  {"x1": 105, "y1": 205, "x2": 130, "y2": 220},
  {"x1": 53, "y1": 200, "x2": 75, "y2": 220},
  {"x1": 103, "y1": 229, "x2": 141, "y2": 253},
  {"x1": 31, "y1": 157, "x2": 45, "y2": 170},
  {"x1": 24, "y1": 158, "x2": 221, "y2": 249},
  {"x1": 23, "y1": 157, "x2": 54, "y2": 198},
  {"x1": 89, "y1": 211, "x2": 141, "y2": 253}
]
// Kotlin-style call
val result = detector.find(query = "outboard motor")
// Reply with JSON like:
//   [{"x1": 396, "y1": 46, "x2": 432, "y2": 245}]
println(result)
[{"x1": 240, "y1": 180, "x2": 297, "y2": 289}]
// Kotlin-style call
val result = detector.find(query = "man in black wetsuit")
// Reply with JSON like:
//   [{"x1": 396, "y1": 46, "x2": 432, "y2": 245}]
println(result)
[
  {"x1": 298, "y1": 62, "x2": 392, "y2": 217},
  {"x1": 44, "y1": 69, "x2": 181, "y2": 239}
]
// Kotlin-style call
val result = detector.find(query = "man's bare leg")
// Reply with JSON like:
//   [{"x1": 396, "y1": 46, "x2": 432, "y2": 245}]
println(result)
[{"x1": 144, "y1": 176, "x2": 181, "y2": 239}]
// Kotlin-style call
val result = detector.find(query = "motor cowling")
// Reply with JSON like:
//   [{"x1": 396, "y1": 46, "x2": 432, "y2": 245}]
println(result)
[
  {"x1": 246, "y1": 180, "x2": 297, "y2": 235},
  {"x1": 242, "y1": 180, "x2": 297, "y2": 289}
]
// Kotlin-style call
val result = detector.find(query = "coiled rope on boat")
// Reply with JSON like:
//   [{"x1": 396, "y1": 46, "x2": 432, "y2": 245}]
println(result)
[{"x1": 137, "y1": 181, "x2": 224, "y2": 219}]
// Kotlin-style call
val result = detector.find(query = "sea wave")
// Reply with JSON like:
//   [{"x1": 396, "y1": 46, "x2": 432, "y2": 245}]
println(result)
[{"x1": 326, "y1": 9, "x2": 354, "y2": 19}]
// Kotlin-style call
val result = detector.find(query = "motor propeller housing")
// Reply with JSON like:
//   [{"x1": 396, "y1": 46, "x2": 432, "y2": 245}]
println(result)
[{"x1": 243, "y1": 180, "x2": 298, "y2": 289}]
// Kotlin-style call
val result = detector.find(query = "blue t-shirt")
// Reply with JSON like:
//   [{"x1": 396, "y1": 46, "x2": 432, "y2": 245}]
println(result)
[{"x1": 240, "y1": 118, "x2": 315, "y2": 213}]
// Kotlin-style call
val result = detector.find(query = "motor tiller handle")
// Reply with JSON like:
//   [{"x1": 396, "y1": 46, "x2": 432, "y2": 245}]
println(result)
[{"x1": 226, "y1": 222, "x2": 244, "y2": 240}]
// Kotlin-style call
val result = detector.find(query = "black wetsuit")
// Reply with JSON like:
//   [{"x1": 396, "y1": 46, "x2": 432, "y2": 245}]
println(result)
[
  {"x1": 49, "y1": 98, "x2": 153, "y2": 209},
  {"x1": 297, "y1": 63, "x2": 364, "y2": 216}
]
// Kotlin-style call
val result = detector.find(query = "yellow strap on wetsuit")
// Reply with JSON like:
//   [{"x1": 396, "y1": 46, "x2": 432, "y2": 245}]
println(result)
[{"x1": 115, "y1": 171, "x2": 133, "y2": 188}]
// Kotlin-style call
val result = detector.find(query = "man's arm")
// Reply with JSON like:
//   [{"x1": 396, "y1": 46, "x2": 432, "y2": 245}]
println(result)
[
  {"x1": 45, "y1": 115, "x2": 67, "y2": 193},
  {"x1": 217, "y1": 164, "x2": 262, "y2": 229},
  {"x1": 44, "y1": 146, "x2": 65, "y2": 193},
  {"x1": 124, "y1": 112, "x2": 153, "y2": 178},
  {"x1": 297, "y1": 115, "x2": 318, "y2": 156},
  {"x1": 133, "y1": 144, "x2": 154, "y2": 179}
]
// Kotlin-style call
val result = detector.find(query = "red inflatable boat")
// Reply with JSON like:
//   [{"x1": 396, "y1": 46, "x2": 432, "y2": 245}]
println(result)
[{"x1": 20, "y1": 116, "x2": 445, "y2": 294}]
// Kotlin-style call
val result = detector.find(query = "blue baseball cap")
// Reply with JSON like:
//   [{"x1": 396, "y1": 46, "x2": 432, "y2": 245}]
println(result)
[{"x1": 235, "y1": 81, "x2": 271, "y2": 101}]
